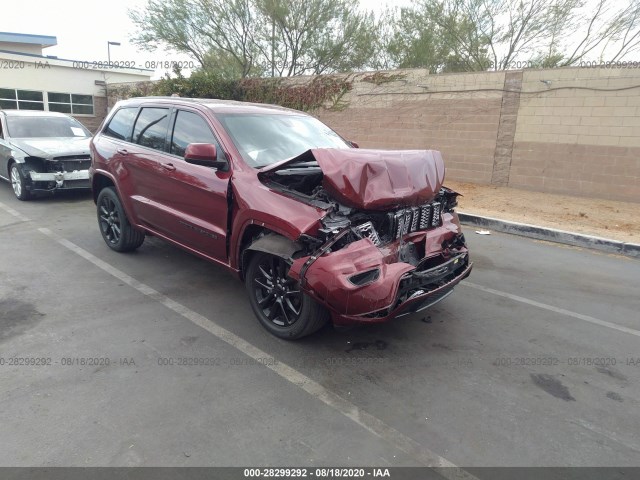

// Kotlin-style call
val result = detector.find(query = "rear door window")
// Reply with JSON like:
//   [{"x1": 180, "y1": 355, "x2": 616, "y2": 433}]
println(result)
[
  {"x1": 103, "y1": 107, "x2": 138, "y2": 140},
  {"x1": 133, "y1": 108, "x2": 170, "y2": 151}
]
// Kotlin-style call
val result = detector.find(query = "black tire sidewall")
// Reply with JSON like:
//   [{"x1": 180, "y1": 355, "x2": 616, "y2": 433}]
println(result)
[
  {"x1": 96, "y1": 187, "x2": 141, "y2": 252},
  {"x1": 245, "y1": 251, "x2": 316, "y2": 339}
]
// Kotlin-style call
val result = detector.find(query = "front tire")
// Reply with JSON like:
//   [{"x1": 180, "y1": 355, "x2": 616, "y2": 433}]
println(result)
[
  {"x1": 96, "y1": 187, "x2": 145, "y2": 252},
  {"x1": 10, "y1": 163, "x2": 32, "y2": 201},
  {"x1": 245, "y1": 251, "x2": 329, "y2": 339}
]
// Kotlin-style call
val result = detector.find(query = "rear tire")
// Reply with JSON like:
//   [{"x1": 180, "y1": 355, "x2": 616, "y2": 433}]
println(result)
[
  {"x1": 96, "y1": 187, "x2": 145, "y2": 252},
  {"x1": 10, "y1": 163, "x2": 32, "y2": 201},
  {"x1": 245, "y1": 251, "x2": 329, "y2": 339}
]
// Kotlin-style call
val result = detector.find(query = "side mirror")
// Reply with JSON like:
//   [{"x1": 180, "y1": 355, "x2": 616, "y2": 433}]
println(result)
[
  {"x1": 184, "y1": 143, "x2": 228, "y2": 170},
  {"x1": 349, "y1": 141, "x2": 359, "y2": 148}
]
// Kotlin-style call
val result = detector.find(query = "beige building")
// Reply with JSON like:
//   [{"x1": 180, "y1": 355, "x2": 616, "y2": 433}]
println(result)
[{"x1": 0, "y1": 32, "x2": 152, "y2": 131}]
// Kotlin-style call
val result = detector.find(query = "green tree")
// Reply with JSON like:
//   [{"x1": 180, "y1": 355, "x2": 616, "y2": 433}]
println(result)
[
  {"x1": 386, "y1": 0, "x2": 640, "y2": 71},
  {"x1": 201, "y1": 49, "x2": 266, "y2": 79},
  {"x1": 130, "y1": 0, "x2": 377, "y2": 78},
  {"x1": 130, "y1": 0, "x2": 266, "y2": 77},
  {"x1": 384, "y1": 6, "x2": 442, "y2": 71},
  {"x1": 152, "y1": 66, "x2": 242, "y2": 98},
  {"x1": 385, "y1": 0, "x2": 492, "y2": 72},
  {"x1": 257, "y1": 0, "x2": 376, "y2": 76},
  {"x1": 558, "y1": 0, "x2": 640, "y2": 65}
]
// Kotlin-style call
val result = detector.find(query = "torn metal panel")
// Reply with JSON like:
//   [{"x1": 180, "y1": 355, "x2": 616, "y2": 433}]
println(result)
[
  {"x1": 260, "y1": 148, "x2": 446, "y2": 211},
  {"x1": 314, "y1": 148, "x2": 446, "y2": 210},
  {"x1": 289, "y1": 213, "x2": 472, "y2": 322}
]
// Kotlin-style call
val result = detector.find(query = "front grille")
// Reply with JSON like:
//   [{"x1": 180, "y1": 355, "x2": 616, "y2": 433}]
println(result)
[
  {"x1": 354, "y1": 221, "x2": 382, "y2": 246},
  {"x1": 388, "y1": 201, "x2": 442, "y2": 240},
  {"x1": 47, "y1": 157, "x2": 91, "y2": 173},
  {"x1": 399, "y1": 253, "x2": 468, "y2": 295}
]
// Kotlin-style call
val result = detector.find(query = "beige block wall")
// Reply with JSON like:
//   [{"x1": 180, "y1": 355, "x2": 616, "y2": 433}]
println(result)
[
  {"x1": 312, "y1": 67, "x2": 639, "y2": 202},
  {"x1": 511, "y1": 68, "x2": 640, "y2": 201},
  {"x1": 314, "y1": 69, "x2": 505, "y2": 185}
]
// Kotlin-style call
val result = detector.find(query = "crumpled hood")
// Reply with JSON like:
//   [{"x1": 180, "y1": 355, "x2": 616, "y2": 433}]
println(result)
[
  {"x1": 261, "y1": 148, "x2": 446, "y2": 210},
  {"x1": 9, "y1": 137, "x2": 91, "y2": 159}
]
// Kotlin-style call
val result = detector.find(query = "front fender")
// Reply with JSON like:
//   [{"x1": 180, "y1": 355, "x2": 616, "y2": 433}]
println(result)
[
  {"x1": 229, "y1": 173, "x2": 326, "y2": 270},
  {"x1": 231, "y1": 215, "x2": 320, "y2": 272},
  {"x1": 244, "y1": 234, "x2": 302, "y2": 259},
  {"x1": 241, "y1": 234, "x2": 303, "y2": 274}
]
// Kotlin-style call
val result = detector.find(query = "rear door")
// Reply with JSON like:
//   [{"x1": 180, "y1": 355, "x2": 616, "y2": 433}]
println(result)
[
  {"x1": 128, "y1": 106, "x2": 230, "y2": 263},
  {"x1": 122, "y1": 106, "x2": 173, "y2": 229}
]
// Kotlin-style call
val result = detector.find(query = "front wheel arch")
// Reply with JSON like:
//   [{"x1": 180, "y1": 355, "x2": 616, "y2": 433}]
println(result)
[
  {"x1": 239, "y1": 227, "x2": 299, "y2": 279},
  {"x1": 9, "y1": 161, "x2": 34, "y2": 201},
  {"x1": 96, "y1": 186, "x2": 145, "y2": 252},
  {"x1": 92, "y1": 173, "x2": 116, "y2": 204},
  {"x1": 7, "y1": 158, "x2": 15, "y2": 179},
  {"x1": 242, "y1": 233, "x2": 301, "y2": 273},
  {"x1": 245, "y1": 249, "x2": 329, "y2": 339}
]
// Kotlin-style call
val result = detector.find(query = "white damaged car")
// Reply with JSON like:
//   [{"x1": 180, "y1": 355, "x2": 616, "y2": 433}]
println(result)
[{"x1": 0, "y1": 110, "x2": 92, "y2": 200}]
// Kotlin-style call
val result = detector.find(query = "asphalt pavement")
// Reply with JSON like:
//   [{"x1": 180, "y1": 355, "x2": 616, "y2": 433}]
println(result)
[{"x1": 0, "y1": 187, "x2": 639, "y2": 469}]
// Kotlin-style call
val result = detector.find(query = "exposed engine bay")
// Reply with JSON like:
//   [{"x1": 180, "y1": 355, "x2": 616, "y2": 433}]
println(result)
[
  {"x1": 259, "y1": 147, "x2": 463, "y2": 254},
  {"x1": 258, "y1": 148, "x2": 472, "y2": 322}
]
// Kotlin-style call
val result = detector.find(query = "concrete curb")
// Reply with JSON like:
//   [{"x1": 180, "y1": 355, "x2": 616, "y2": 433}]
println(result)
[{"x1": 458, "y1": 212, "x2": 640, "y2": 259}]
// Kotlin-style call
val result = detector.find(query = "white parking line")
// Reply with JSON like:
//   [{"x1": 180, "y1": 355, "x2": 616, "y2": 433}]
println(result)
[
  {"x1": 462, "y1": 280, "x2": 640, "y2": 338},
  {"x1": 36, "y1": 227, "x2": 473, "y2": 478},
  {"x1": 0, "y1": 201, "x2": 31, "y2": 222}
]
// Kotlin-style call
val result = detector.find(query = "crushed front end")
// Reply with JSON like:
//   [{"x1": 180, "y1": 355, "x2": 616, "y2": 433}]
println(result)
[
  {"x1": 288, "y1": 189, "x2": 472, "y2": 325},
  {"x1": 27, "y1": 155, "x2": 91, "y2": 192},
  {"x1": 260, "y1": 148, "x2": 473, "y2": 326}
]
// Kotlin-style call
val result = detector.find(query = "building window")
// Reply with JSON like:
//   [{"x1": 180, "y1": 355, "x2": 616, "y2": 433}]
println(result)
[
  {"x1": 0, "y1": 88, "x2": 15, "y2": 109},
  {"x1": 48, "y1": 92, "x2": 94, "y2": 115},
  {"x1": 0, "y1": 89, "x2": 94, "y2": 115},
  {"x1": 0, "y1": 88, "x2": 45, "y2": 111}
]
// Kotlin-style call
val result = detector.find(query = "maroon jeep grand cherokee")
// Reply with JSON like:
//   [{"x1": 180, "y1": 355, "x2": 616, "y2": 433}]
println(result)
[{"x1": 90, "y1": 97, "x2": 472, "y2": 339}]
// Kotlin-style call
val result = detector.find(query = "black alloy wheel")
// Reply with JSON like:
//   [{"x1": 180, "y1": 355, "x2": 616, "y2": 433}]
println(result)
[
  {"x1": 96, "y1": 187, "x2": 145, "y2": 252},
  {"x1": 253, "y1": 254, "x2": 303, "y2": 327},
  {"x1": 99, "y1": 194, "x2": 122, "y2": 246},
  {"x1": 245, "y1": 250, "x2": 329, "y2": 339}
]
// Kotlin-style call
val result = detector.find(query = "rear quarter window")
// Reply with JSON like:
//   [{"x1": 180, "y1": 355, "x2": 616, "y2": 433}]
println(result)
[{"x1": 103, "y1": 107, "x2": 138, "y2": 140}]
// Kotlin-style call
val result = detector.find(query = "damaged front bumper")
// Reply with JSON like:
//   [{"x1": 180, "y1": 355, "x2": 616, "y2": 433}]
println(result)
[
  {"x1": 29, "y1": 170, "x2": 90, "y2": 190},
  {"x1": 289, "y1": 215, "x2": 473, "y2": 325}
]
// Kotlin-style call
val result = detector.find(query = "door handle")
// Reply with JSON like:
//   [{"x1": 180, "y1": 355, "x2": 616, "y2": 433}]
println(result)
[
  {"x1": 162, "y1": 163, "x2": 176, "y2": 171},
  {"x1": 116, "y1": 149, "x2": 129, "y2": 155}
]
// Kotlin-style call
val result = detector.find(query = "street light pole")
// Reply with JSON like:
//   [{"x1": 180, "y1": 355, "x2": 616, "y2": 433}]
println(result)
[
  {"x1": 107, "y1": 41, "x2": 121, "y2": 67},
  {"x1": 105, "y1": 41, "x2": 121, "y2": 117}
]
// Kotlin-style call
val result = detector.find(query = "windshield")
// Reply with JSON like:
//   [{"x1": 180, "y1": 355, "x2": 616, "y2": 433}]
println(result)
[
  {"x1": 6, "y1": 116, "x2": 91, "y2": 138},
  {"x1": 216, "y1": 113, "x2": 349, "y2": 167}
]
